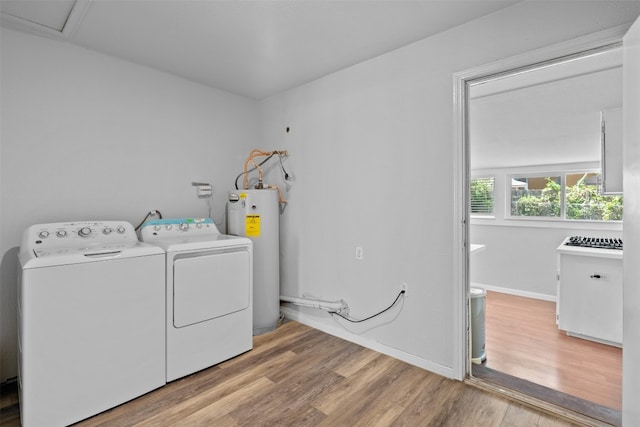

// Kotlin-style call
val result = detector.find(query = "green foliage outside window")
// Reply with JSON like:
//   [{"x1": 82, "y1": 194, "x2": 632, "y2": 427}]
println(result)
[
  {"x1": 512, "y1": 178, "x2": 561, "y2": 217},
  {"x1": 511, "y1": 175, "x2": 623, "y2": 221},
  {"x1": 566, "y1": 174, "x2": 623, "y2": 221},
  {"x1": 470, "y1": 178, "x2": 494, "y2": 214}
]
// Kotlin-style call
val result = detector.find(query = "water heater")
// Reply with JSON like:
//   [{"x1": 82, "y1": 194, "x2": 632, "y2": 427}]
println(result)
[{"x1": 227, "y1": 189, "x2": 280, "y2": 335}]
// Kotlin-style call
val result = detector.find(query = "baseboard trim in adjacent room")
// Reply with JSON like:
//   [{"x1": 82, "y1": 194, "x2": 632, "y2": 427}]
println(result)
[{"x1": 470, "y1": 283, "x2": 556, "y2": 302}]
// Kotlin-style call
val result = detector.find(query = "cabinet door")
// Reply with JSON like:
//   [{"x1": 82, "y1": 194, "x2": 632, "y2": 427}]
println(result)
[
  {"x1": 601, "y1": 107, "x2": 623, "y2": 194},
  {"x1": 558, "y1": 254, "x2": 622, "y2": 345}
]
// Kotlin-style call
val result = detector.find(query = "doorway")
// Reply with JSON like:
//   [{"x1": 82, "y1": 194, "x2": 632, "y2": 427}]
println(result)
[{"x1": 453, "y1": 27, "x2": 628, "y2": 425}]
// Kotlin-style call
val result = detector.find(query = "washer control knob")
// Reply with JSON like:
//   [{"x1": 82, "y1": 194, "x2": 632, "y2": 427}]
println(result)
[
  {"x1": 179, "y1": 223, "x2": 189, "y2": 231},
  {"x1": 165, "y1": 224, "x2": 173, "y2": 230},
  {"x1": 116, "y1": 226, "x2": 126, "y2": 234},
  {"x1": 103, "y1": 227, "x2": 113, "y2": 235},
  {"x1": 78, "y1": 227, "x2": 92, "y2": 237},
  {"x1": 56, "y1": 230, "x2": 67, "y2": 238},
  {"x1": 154, "y1": 225, "x2": 161, "y2": 231},
  {"x1": 38, "y1": 231, "x2": 50, "y2": 239},
  {"x1": 196, "y1": 223, "x2": 203, "y2": 229}
]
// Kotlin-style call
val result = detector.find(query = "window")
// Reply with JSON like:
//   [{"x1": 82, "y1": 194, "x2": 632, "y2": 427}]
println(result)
[
  {"x1": 470, "y1": 177, "x2": 494, "y2": 215},
  {"x1": 510, "y1": 176, "x2": 561, "y2": 218},
  {"x1": 508, "y1": 172, "x2": 622, "y2": 221},
  {"x1": 565, "y1": 173, "x2": 623, "y2": 221}
]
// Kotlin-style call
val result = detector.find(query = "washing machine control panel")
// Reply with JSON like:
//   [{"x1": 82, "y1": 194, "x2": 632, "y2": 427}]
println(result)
[
  {"x1": 141, "y1": 218, "x2": 219, "y2": 240},
  {"x1": 28, "y1": 221, "x2": 138, "y2": 249}
]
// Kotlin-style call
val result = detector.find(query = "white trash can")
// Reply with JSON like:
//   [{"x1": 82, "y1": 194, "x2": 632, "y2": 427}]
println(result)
[{"x1": 470, "y1": 287, "x2": 487, "y2": 364}]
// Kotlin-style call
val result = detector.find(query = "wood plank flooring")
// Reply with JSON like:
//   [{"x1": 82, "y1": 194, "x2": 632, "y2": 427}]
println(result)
[
  {"x1": 480, "y1": 291, "x2": 622, "y2": 410},
  {"x1": 0, "y1": 321, "x2": 580, "y2": 427}
]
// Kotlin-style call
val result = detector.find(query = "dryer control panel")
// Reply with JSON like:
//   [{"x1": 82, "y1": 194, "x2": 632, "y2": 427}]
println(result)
[{"x1": 141, "y1": 218, "x2": 220, "y2": 240}]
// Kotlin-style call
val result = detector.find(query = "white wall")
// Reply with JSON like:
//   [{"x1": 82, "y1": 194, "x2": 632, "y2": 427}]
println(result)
[
  {"x1": 0, "y1": 28, "x2": 259, "y2": 382},
  {"x1": 259, "y1": 1, "x2": 640, "y2": 378}
]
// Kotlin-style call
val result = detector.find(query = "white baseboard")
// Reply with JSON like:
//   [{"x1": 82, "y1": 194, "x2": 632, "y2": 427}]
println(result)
[
  {"x1": 279, "y1": 305, "x2": 456, "y2": 380},
  {"x1": 471, "y1": 283, "x2": 556, "y2": 302}
]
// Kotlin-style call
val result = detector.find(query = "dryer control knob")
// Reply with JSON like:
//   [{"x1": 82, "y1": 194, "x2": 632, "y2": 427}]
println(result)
[
  {"x1": 179, "y1": 223, "x2": 189, "y2": 231},
  {"x1": 103, "y1": 227, "x2": 113, "y2": 235},
  {"x1": 56, "y1": 230, "x2": 67, "y2": 238},
  {"x1": 78, "y1": 227, "x2": 92, "y2": 237},
  {"x1": 153, "y1": 225, "x2": 161, "y2": 231},
  {"x1": 38, "y1": 231, "x2": 50, "y2": 239},
  {"x1": 165, "y1": 224, "x2": 173, "y2": 230},
  {"x1": 116, "y1": 226, "x2": 126, "y2": 234}
]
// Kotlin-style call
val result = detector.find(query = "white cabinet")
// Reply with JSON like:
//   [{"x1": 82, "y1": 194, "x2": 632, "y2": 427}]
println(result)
[
  {"x1": 601, "y1": 107, "x2": 623, "y2": 194},
  {"x1": 557, "y1": 244, "x2": 622, "y2": 347}
]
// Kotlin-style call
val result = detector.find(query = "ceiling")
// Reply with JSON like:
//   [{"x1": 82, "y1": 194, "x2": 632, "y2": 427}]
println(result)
[
  {"x1": 470, "y1": 48, "x2": 623, "y2": 170},
  {"x1": 1, "y1": 0, "x2": 622, "y2": 170},
  {"x1": 1, "y1": 0, "x2": 521, "y2": 99}
]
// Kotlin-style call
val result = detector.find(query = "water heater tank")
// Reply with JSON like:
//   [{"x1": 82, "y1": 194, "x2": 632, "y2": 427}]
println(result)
[{"x1": 227, "y1": 189, "x2": 280, "y2": 335}]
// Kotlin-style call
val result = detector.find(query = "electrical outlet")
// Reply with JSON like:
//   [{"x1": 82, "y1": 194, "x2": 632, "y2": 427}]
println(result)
[
  {"x1": 401, "y1": 282, "x2": 408, "y2": 296},
  {"x1": 355, "y1": 246, "x2": 363, "y2": 260}
]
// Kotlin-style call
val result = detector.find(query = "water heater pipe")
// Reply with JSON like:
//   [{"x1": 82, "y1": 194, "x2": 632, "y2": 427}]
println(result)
[{"x1": 280, "y1": 295, "x2": 349, "y2": 315}]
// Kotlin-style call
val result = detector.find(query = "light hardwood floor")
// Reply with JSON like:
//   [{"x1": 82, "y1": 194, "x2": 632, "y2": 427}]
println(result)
[
  {"x1": 481, "y1": 291, "x2": 622, "y2": 410},
  {"x1": 0, "y1": 321, "x2": 581, "y2": 427}
]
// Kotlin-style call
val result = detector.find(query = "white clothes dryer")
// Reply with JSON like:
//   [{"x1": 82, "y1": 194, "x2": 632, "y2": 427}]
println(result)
[
  {"x1": 18, "y1": 221, "x2": 165, "y2": 427},
  {"x1": 141, "y1": 218, "x2": 253, "y2": 382}
]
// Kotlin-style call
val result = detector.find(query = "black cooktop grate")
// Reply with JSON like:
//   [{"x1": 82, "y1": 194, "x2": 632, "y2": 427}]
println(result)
[{"x1": 565, "y1": 236, "x2": 623, "y2": 250}]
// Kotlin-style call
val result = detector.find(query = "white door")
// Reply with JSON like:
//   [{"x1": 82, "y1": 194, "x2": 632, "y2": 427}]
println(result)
[
  {"x1": 622, "y1": 15, "x2": 640, "y2": 427},
  {"x1": 173, "y1": 251, "x2": 250, "y2": 328}
]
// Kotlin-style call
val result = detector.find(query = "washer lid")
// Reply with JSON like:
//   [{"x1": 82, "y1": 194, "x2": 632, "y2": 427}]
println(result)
[
  {"x1": 19, "y1": 221, "x2": 163, "y2": 267},
  {"x1": 21, "y1": 241, "x2": 163, "y2": 268}
]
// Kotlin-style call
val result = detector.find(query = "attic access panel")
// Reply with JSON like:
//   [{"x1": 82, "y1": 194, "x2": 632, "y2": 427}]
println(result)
[{"x1": 0, "y1": 0, "x2": 76, "y2": 32}]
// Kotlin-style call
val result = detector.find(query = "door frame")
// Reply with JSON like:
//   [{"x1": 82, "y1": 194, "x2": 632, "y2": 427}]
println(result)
[{"x1": 452, "y1": 23, "x2": 632, "y2": 381}]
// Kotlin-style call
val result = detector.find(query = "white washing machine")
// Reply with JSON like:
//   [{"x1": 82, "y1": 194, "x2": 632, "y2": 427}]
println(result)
[
  {"x1": 18, "y1": 221, "x2": 165, "y2": 427},
  {"x1": 141, "y1": 218, "x2": 253, "y2": 382}
]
